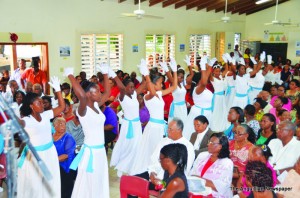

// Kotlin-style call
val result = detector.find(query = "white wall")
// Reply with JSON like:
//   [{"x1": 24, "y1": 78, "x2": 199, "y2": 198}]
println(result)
[
  {"x1": 0, "y1": 0, "x2": 245, "y2": 78},
  {"x1": 245, "y1": 0, "x2": 300, "y2": 64}
]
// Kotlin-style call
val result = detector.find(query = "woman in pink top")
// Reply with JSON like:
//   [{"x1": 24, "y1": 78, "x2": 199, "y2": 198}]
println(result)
[
  {"x1": 270, "y1": 85, "x2": 292, "y2": 111},
  {"x1": 236, "y1": 145, "x2": 277, "y2": 197},
  {"x1": 269, "y1": 96, "x2": 289, "y2": 124}
]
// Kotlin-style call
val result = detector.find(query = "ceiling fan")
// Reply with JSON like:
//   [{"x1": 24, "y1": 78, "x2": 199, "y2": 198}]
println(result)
[
  {"x1": 121, "y1": 0, "x2": 163, "y2": 19},
  {"x1": 264, "y1": 0, "x2": 298, "y2": 26},
  {"x1": 211, "y1": 0, "x2": 244, "y2": 23}
]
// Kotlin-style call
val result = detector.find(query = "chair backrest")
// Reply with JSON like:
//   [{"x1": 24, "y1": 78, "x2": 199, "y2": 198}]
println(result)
[
  {"x1": 120, "y1": 175, "x2": 149, "y2": 198},
  {"x1": 0, "y1": 153, "x2": 6, "y2": 179}
]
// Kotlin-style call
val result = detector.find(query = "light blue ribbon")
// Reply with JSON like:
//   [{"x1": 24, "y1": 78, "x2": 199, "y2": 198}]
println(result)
[
  {"x1": 123, "y1": 117, "x2": 140, "y2": 139},
  {"x1": 169, "y1": 101, "x2": 186, "y2": 118},
  {"x1": 211, "y1": 91, "x2": 224, "y2": 111},
  {"x1": 224, "y1": 124, "x2": 234, "y2": 140},
  {"x1": 194, "y1": 105, "x2": 212, "y2": 115},
  {"x1": 69, "y1": 143, "x2": 105, "y2": 173},
  {"x1": 249, "y1": 86, "x2": 262, "y2": 92},
  {"x1": 149, "y1": 117, "x2": 168, "y2": 137},
  {"x1": 226, "y1": 86, "x2": 235, "y2": 96},
  {"x1": 18, "y1": 141, "x2": 53, "y2": 168},
  {"x1": 236, "y1": 92, "x2": 250, "y2": 105}
]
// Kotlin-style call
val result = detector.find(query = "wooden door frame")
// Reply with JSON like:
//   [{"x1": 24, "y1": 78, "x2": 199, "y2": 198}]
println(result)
[{"x1": 0, "y1": 42, "x2": 50, "y2": 94}]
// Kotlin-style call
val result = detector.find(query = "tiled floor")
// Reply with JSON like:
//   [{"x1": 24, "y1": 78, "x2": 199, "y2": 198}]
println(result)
[{"x1": 0, "y1": 148, "x2": 122, "y2": 198}]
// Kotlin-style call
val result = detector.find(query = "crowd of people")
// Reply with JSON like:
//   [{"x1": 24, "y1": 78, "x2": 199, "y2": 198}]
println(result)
[{"x1": 0, "y1": 47, "x2": 300, "y2": 198}]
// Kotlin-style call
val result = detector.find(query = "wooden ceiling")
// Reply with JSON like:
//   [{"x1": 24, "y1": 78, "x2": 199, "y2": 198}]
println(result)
[{"x1": 118, "y1": 0, "x2": 290, "y2": 15}]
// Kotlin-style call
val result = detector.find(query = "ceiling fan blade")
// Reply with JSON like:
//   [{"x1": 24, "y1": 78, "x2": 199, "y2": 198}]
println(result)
[
  {"x1": 264, "y1": 22, "x2": 273, "y2": 25},
  {"x1": 121, "y1": 13, "x2": 136, "y2": 17},
  {"x1": 231, "y1": 20, "x2": 244, "y2": 23},
  {"x1": 143, "y1": 14, "x2": 164, "y2": 19},
  {"x1": 211, "y1": 19, "x2": 222, "y2": 23}
]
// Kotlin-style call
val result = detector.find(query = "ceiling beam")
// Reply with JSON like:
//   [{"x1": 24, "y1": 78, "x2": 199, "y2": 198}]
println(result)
[
  {"x1": 206, "y1": 0, "x2": 224, "y2": 12},
  {"x1": 231, "y1": 1, "x2": 256, "y2": 14},
  {"x1": 196, "y1": 0, "x2": 216, "y2": 11},
  {"x1": 213, "y1": 0, "x2": 240, "y2": 13},
  {"x1": 246, "y1": 0, "x2": 290, "y2": 15},
  {"x1": 226, "y1": 0, "x2": 252, "y2": 13},
  {"x1": 118, "y1": 0, "x2": 127, "y2": 3},
  {"x1": 163, "y1": 0, "x2": 182, "y2": 8},
  {"x1": 175, "y1": 0, "x2": 198, "y2": 9},
  {"x1": 134, "y1": 0, "x2": 147, "y2": 5},
  {"x1": 149, "y1": 0, "x2": 165, "y2": 6}
]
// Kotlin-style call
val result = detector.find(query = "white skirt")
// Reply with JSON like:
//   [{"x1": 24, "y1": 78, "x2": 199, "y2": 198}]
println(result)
[
  {"x1": 210, "y1": 95, "x2": 228, "y2": 132},
  {"x1": 71, "y1": 147, "x2": 109, "y2": 198},
  {"x1": 17, "y1": 146, "x2": 61, "y2": 198},
  {"x1": 129, "y1": 121, "x2": 165, "y2": 175},
  {"x1": 110, "y1": 120, "x2": 142, "y2": 174},
  {"x1": 168, "y1": 103, "x2": 188, "y2": 124}
]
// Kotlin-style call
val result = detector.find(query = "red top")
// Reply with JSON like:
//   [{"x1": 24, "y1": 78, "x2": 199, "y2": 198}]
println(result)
[
  {"x1": 200, "y1": 158, "x2": 215, "y2": 177},
  {"x1": 21, "y1": 68, "x2": 47, "y2": 86}
]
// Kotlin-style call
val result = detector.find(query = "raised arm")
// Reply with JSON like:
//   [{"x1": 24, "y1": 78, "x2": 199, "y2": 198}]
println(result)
[
  {"x1": 160, "y1": 61, "x2": 174, "y2": 84},
  {"x1": 108, "y1": 68, "x2": 125, "y2": 101},
  {"x1": 98, "y1": 73, "x2": 111, "y2": 107},
  {"x1": 48, "y1": 76, "x2": 65, "y2": 117},
  {"x1": 195, "y1": 56, "x2": 209, "y2": 95},
  {"x1": 161, "y1": 58, "x2": 178, "y2": 96},
  {"x1": 135, "y1": 76, "x2": 146, "y2": 95},
  {"x1": 184, "y1": 55, "x2": 194, "y2": 86},
  {"x1": 249, "y1": 52, "x2": 265, "y2": 77}
]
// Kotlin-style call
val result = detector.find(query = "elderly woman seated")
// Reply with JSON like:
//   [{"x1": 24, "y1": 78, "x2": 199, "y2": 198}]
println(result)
[
  {"x1": 53, "y1": 117, "x2": 76, "y2": 198},
  {"x1": 190, "y1": 133, "x2": 233, "y2": 197}
]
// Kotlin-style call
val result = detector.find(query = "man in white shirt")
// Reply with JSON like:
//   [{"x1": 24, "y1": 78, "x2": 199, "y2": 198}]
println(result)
[
  {"x1": 148, "y1": 118, "x2": 195, "y2": 181},
  {"x1": 3, "y1": 80, "x2": 20, "y2": 104},
  {"x1": 268, "y1": 121, "x2": 300, "y2": 175},
  {"x1": 9, "y1": 59, "x2": 26, "y2": 90}
]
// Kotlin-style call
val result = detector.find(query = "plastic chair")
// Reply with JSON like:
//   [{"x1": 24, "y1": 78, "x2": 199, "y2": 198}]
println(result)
[
  {"x1": 120, "y1": 175, "x2": 149, "y2": 198},
  {"x1": 0, "y1": 153, "x2": 6, "y2": 188}
]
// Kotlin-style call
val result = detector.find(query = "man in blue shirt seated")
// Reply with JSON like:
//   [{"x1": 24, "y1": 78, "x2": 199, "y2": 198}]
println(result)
[{"x1": 100, "y1": 103, "x2": 118, "y2": 152}]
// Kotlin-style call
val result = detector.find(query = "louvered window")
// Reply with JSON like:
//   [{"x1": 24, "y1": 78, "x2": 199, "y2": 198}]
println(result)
[
  {"x1": 146, "y1": 34, "x2": 175, "y2": 67},
  {"x1": 189, "y1": 34, "x2": 211, "y2": 65},
  {"x1": 81, "y1": 34, "x2": 123, "y2": 78}
]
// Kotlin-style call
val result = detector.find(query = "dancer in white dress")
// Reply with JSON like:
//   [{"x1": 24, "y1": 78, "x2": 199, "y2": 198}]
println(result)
[
  {"x1": 130, "y1": 58, "x2": 178, "y2": 175},
  {"x1": 183, "y1": 56, "x2": 213, "y2": 140},
  {"x1": 67, "y1": 64, "x2": 111, "y2": 198},
  {"x1": 110, "y1": 70, "x2": 146, "y2": 176},
  {"x1": 210, "y1": 54, "x2": 229, "y2": 132},
  {"x1": 231, "y1": 52, "x2": 264, "y2": 109},
  {"x1": 17, "y1": 76, "x2": 65, "y2": 198}
]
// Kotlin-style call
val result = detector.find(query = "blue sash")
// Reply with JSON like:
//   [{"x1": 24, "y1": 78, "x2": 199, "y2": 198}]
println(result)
[
  {"x1": 194, "y1": 105, "x2": 212, "y2": 115},
  {"x1": 212, "y1": 91, "x2": 225, "y2": 111},
  {"x1": 18, "y1": 141, "x2": 53, "y2": 168},
  {"x1": 169, "y1": 101, "x2": 185, "y2": 118},
  {"x1": 236, "y1": 92, "x2": 250, "y2": 105},
  {"x1": 69, "y1": 143, "x2": 105, "y2": 173},
  {"x1": 249, "y1": 86, "x2": 262, "y2": 92},
  {"x1": 226, "y1": 86, "x2": 235, "y2": 96},
  {"x1": 123, "y1": 117, "x2": 140, "y2": 139},
  {"x1": 149, "y1": 117, "x2": 168, "y2": 137}
]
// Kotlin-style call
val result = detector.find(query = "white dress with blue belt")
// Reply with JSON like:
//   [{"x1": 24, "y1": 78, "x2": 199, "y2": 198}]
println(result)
[
  {"x1": 17, "y1": 110, "x2": 60, "y2": 198},
  {"x1": 210, "y1": 76, "x2": 227, "y2": 132},
  {"x1": 110, "y1": 91, "x2": 142, "y2": 174},
  {"x1": 225, "y1": 73, "x2": 236, "y2": 111},
  {"x1": 232, "y1": 73, "x2": 250, "y2": 109},
  {"x1": 183, "y1": 88, "x2": 213, "y2": 140},
  {"x1": 168, "y1": 83, "x2": 187, "y2": 123},
  {"x1": 247, "y1": 69, "x2": 265, "y2": 104},
  {"x1": 129, "y1": 91, "x2": 166, "y2": 175},
  {"x1": 71, "y1": 102, "x2": 109, "y2": 198}
]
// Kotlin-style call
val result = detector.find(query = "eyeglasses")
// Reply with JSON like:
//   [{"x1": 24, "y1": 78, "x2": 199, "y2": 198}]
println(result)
[
  {"x1": 233, "y1": 132, "x2": 247, "y2": 136},
  {"x1": 208, "y1": 141, "x2": 220, "y2": 145}
]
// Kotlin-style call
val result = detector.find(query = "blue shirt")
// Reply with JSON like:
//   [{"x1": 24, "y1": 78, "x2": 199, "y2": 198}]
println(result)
[{"x1": 103, "y1": 106, "x2": 118, "y2": 135}]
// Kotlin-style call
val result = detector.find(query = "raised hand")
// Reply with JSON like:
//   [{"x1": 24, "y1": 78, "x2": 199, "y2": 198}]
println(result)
[{"x1": 48, "y1": 76, "x2": 61, "y2": 92}]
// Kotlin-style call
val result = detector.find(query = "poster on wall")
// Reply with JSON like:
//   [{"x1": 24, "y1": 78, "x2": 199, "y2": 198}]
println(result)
[
  {"x1": 132, "y1": 44, "x2": 138, "y2": 52},
  {"x1": 265, "y1": 32, "x2": 287, "y2": 42},
  {"x1": 296, "y1": 41, "x2": 300, "y2": 48},
  {"x1": 180, "y1": 44, "x2": 185, "y2": 52},
  {"x1": 60, "y1": 46, "x2": 70, "y2": 57},
  {"x1": 296, "y1": 50, "x2": 300, "y2": 57}
]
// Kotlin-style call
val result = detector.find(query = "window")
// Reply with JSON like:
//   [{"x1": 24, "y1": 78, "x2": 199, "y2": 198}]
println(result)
[
  {"x1": 81, "y1": 34, "x2": 123, "y2": 78},
  {"x1": 234, "y1": 33, "x2": 241, "y2": 47},
  {"x1": 146, "y1": 34, "x2": 175, "y2": 67},
  {"x1": 189, "y1": 34, "x2": 211, "y2": 65}
]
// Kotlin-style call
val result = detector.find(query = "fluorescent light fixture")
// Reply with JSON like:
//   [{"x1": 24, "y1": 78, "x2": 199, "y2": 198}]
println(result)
[{"x1": 256, "y1": 0, "x2": 272, "y2": 4}]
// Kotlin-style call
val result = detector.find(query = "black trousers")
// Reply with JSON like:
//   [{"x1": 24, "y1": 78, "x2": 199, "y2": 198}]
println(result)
[{"x1": 60, "y1": 166, "x2": 77, "y2": 198}]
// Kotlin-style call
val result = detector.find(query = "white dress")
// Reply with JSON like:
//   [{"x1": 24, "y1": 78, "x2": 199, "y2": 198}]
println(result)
[
  {"x1": 210, "y1": 76, "x2": 227, "y2": 132},
  {"x1": 183, "y1": 89, "x2": 213, "y2": 140},
  {"x1": 225, "y1": 73, "x2": 236, "y2": 111},
  {"x1": 168, "y1": 83, "x2": 187, "y2": 123},
  {"x1": 248, "y1": 70, "x2": 265, "y2": 104},
  {"x1": 232, "y1": 74, "x2": 250, "y2": 109},
  {"x1": 129, "y1": 91, "x2": 165, "y2": 175},
  {"x1": 110, "y1": 91, "x2": 142, "y2": 174},
  {"x1": 71, "y1": 103, "x2": 109, "y2": 198},
  {"x1": 17, "y1": 110, "x2": 60, "y2": 198}
]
